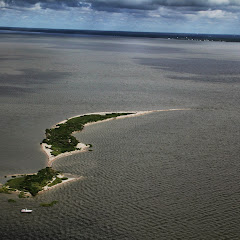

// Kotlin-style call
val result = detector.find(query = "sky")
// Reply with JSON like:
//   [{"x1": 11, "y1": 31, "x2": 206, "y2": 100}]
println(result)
[{"x1": 0, "y1": 0, "x2": 240, "y2": 34}]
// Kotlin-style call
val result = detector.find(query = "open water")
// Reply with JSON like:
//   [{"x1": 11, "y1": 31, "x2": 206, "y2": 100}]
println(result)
[{"x1": 0, "y1": 34, "x2": 240, "y2": 239}]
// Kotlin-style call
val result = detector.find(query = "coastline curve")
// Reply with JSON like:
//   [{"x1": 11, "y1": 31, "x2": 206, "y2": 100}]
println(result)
[{"x1": 41, "y1": 109, "x2": 191, "y2": 167}]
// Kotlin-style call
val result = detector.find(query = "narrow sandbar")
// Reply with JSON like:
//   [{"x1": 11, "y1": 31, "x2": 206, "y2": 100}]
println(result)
[{"x1": 42, "y1": 109, "x2": 191, "y2": 166}]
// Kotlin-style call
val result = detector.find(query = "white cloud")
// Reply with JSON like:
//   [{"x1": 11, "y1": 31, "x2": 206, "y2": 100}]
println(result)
[
  {"x1": 198, "y1": 9, "x2": 238, "y2": 19},
  {"x1": 0, "y1": 0, "x2": 240, "y2": 34},
  {"x1": 30, "y1": 3, "x2": 42, "y2": 11},
  {"x1": 208, "y1": 0, "x2": 239, "y2": 5},
  {"x1": 0, "y1": 0, "x2": 7, "y2": 8}
]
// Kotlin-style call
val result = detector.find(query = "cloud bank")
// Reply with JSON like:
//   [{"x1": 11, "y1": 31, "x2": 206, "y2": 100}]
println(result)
[
  {"x1": 2, "y1": 0, "x2": 240, "y2": 10},
  {"x1": 0, "y1": 0, "x2": 240, "y2": 34}
]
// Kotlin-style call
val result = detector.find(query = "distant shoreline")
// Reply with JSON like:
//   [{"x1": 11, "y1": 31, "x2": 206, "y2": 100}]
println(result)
[{"x1": 0, "y1": 27, "x2": 240, "y2": 42}]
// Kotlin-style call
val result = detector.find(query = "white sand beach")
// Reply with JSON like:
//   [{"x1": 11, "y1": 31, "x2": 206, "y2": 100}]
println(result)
[{"x1": 41, "y1": 175, "x2": 84, "y2": 193}]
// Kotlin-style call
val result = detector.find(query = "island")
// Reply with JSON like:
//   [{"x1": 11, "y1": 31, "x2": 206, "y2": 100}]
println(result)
[
  {"x1": 0, "y1": 167, "x2": 68, "y2": 196},
  {"x1": 1, "y1": 112, "x2": 135, "y2": 197},
  {"x1": 0, "y1": 109, "x2": 190, "y2": 197},
  {"x1": 41, "y1": 112, "x2": 133, "y2": 158}
]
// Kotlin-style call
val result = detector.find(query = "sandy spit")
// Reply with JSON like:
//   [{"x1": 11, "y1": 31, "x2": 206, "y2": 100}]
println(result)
[
  {"x1": 41, "y1": 142, "x2": 90, "y2": 167},
  {"x1": 40, "y1": 175, "x2": 84, "y2": 193},
  {"x1": 42, "y1": 109, "x2": 191, "y2": 166}
]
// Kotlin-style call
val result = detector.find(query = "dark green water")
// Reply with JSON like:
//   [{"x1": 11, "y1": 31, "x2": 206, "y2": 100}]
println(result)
[{"x1": 0, "y1": 34, "x2": 240, "y2": 239}]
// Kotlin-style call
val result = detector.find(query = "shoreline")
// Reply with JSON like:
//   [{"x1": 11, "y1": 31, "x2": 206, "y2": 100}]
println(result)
[
  {"x1": 42, "y1": 109, "x2": 191, "y2": 166},
  {"x1": 40, "y1": 175, "x2": 84, "y2": 193},
  {"x1": 41, "y1": 142, "x2": 90, "y2": 167},
  {"x1": 3, "y1": 173, "x2": 83, "y2": 197}
]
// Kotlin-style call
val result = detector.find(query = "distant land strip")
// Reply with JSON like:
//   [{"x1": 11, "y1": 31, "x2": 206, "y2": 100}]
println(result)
[{"x1": 0, "y1": 27, "x2": 240, "y2": 42}]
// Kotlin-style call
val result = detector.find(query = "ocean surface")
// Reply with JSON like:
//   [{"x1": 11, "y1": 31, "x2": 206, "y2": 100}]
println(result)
[{"x1": 0, "y1": 33, "x2": 240, "y2": 239}]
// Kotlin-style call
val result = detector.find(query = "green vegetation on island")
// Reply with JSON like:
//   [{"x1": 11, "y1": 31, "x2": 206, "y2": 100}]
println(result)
[
  {"x1": 42, "y1": 113, "x2": 132, "y2": 156},
  {"x1": 18, "y1": 191, "x2": 26, "y2": 198},
  {"x1": 0, "y1": 186, "x2": 11, "y2": 194},
  {"x1": 48, "y1": 177, "x2": 62, "y2": 187},
  {"x1": 61, "y1": 177, "x2": 68, "y2": 180},
  {"x1": 1, "y1": 167, "x2": 59, "y2": 196}
]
